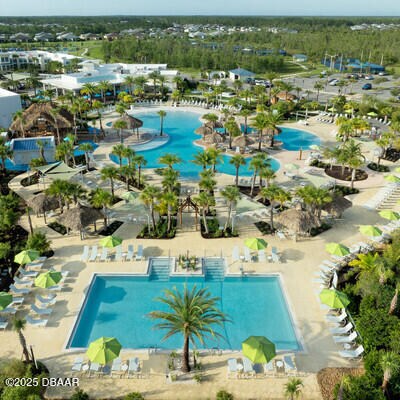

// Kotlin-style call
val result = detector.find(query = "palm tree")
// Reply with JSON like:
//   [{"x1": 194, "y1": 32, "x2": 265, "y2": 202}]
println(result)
[
  {"x1": 224, "y1": 117, "x2": 241, "y2": 150},
  {"x1": 193, "y1": 150, "x2": 212, "y2": 170},
  {"x1": 133, "y1": 155, "x2": 147, "y2": 188},
  {"x1": 259, "y1": 166, "x2": 276, "y2": 188},
  {"x1": 92, "y1": 99, "x2": 105, "y2": 136},
  {"x1": 78, "y1": 142, "x2": 94, "y2": 171},
  {"x1": 12, "y1": 318, "x2": 30, "y2": 362},
  {"x1": 230, "y1": 154, "x2": 246, "y2": 186},
  {"x1": 124, "y1": 75, "x2": 135, "y2": 94},
  {"x1": 199, "y1": 175, "x2": 217, "y2": 195},
  {"x1": 389, "y1": 284, "x2": 399, "y2": 315},
  {"x1": 239, "y1": 109, "x2": 252, "y2": 134},
  {"x1": 148, "y1": 285, "x2": 228, "y2": 372},
  {"x1": 114, "y1": 119, "x2": 128, "y2": 144},
  {"x1": 111, "y1": 144, "x2": 127, "y2": 168},
  {"x1": 158, "y1": 153, "x2": 182, "y2": 170},
  {"x1": 342, "y1": 140, "x2": 365, "y2": 189},
  {"x1": 80, "y1": 82, "x2": 97, "y2": 105},
  {"x1": 13, "y1": 110, "x2": 26, "y2": 138},
  {"x1": 97, "y1": 80, "x2": 112, "y2": 104},
  {"x1": 260, "y1": 184, "x2": 282, "y2": 230},
  {"x1": 90, "y1": 188, "x2": 113, "y2": 228},
  {"x1": 221, "y1": 185, "x2": 240, "y2": 231},
  {"x1": 100, "y1": 166, "x2": 119, "y2": 197},
  {"x1": 36, "y1": 140, "x2": 47, "y2": 163},
  {"x1": 121, "y1": 146, "x2": 135, "y2": 168},
  {"x1": 195, "y1": 191, "x2": 215, "y2": 234},
  {"x1": 380, "y1": 352, "x2": 400, "y2": 394},
  {"x1": 249, "y1": 153, "x2": 269, "y2": 196},
  {"x1": 313, "y1": 81, "x2": 324, "y2": 102},
  {"x1": 157, "y1": 110, "x2": 167, "y2": 136},
  {"x1": 0, "y1": 141, "x2": 13, "y2": 172},
  {"x1": 284, "y1": 377, "x2": 303, "y2": 400},
  {"x1": 161, "y1": 190, "x2": 177, "y2": 233},
  {"x1": 251, "y1": 112, "x2": 269, "y2": 151},
  {"x1": 207, "y1": 147, "x2": 223, "y2": 173},
  {"x1": 161, "y1": 168, "x2": 179, "y2": 192},
  {"x1": 148, "y1": 71, "x2": 161, "y2": 96},
  {"x1": 120, "y1": 165, "x2": 136, "y2": 190},
  {"x1": 202, "y1": 113, "x2": 218, "y2": 129},
  {"x1": 46, "y1": 179, "x2": 67, "y2": 213},
  {"x1": 265, "y1": 111, "x2": 282, "y2": 148},
  {"x1": 140, "y1": 185, "x2": 161, "y2": 231}
]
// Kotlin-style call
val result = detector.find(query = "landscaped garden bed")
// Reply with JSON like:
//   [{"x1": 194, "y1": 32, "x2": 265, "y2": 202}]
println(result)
[
  {"x1": 310, "y1": 159, "x2": 329, "y2": 169},
  {"x1": 47, "y1": 221, "x2": 67, "y2": 235},
  {"x1": 99, "y1": 220, "x2": 124, "y2": 236},
  {"x1": 200, "y1": 217, "x2": 238, "y2": 238},
  {"x1": 324, "y1": 166, "x2": 368, "y2": 182},
  {"x1": 254, "y1": 221, "x2": 275, "y2": 235},
  {"x1": 367, "y1": 162, "x2": 390, "y2": 172},
  {"x1": 137, "y1": 218, "x2": 176, "y2": 239},
  {"x1": 310, "y1": 222, "x2": 332, "y2": 237},
  {"x1": 332, "y1": 185, "x2": 360, "y2": 196}
]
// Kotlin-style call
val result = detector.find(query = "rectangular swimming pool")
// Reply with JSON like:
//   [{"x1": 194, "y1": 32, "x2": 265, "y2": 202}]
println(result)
[{"x1": 67, "y1": 274, "x2": 301, "y2": 351}]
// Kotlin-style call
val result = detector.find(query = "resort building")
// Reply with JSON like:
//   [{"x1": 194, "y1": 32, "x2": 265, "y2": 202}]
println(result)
[
  {"x1": 9, "y1": 136, "x2": 56, "y2": 165},
  {"x1": 41, "y1": 61, "x2": 179, "y2": 95},
  {"x1": 228, "y1": 67, "x2": 256, "y2": 81},
  {"x1": 0, "y1": 88, "x2": 22, "y2": 130},
  {"x1": 292, "y1": 54, "x2": 308, "y2": 62}
]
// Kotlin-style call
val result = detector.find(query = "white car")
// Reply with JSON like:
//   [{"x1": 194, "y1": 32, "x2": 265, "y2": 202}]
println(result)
[{"x1": 328, "y1": 79, "x2": 339, "y2": 86}]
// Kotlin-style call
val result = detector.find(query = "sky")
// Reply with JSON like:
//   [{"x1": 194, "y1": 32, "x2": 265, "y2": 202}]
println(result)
[{"x1": 0, "y1": 0, "x2": 399, "y2": 16}]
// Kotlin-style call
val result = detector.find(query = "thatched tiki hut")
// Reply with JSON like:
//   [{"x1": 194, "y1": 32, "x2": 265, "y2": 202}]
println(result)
[
  {"x1": 275, "y1": 209, "x2": 320, "y2": 240},
  {"x1": 113, "y1": 114, "x2": 143, "y2": 138},
  {"x1": 58, "y1": 204, "x2": 103, "y2": 240},
  {"x1": 232, "y1": 135, "x2": 254, "y2": 150},
  {"x1": 9, "y1": 102, "x2": 74, "y2": 143},
  {"x1": 322, "y1": 195, "x2": 352, "y2": 218},
  {"x1": 195, "y1": 126, "x2": 213, "y2": 141},
  {"x1": 204, "y1": 132, "x2": 224, "y2": 144},
  {"x1": 27, "y1": 193, "x2": 59, "y2": 223}
]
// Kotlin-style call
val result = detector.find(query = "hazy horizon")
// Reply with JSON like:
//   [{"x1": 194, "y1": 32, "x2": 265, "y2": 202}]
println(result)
[{"x1": 0, "y1": 0, "x2": 399, "y2": 17}]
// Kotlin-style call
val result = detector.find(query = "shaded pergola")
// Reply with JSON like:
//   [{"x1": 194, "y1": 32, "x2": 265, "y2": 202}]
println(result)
[
  {"x1": 33, "y1": 161, "x2": 84, "y2": 186},
  {"x1": 58, "y1": 204, "x2": 104, "y2": 239},
  {"x1": 178, "y1": 194, "x2": 199, "y2": 230}
]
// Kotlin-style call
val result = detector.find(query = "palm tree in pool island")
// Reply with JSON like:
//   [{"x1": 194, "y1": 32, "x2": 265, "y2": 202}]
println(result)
[
  {"x1": 229, "y1": 154, "x2": 246, "y2": 186},
  {"x1": 157, "y1": 110, "x2": 167, "y2": 136},
  {"x1": 149, "y1": 285, "x2": 229, "y2": 373}
]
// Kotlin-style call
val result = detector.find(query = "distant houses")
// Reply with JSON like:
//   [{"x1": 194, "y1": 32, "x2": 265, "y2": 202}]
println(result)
[
  {"x1": 228, "y1": 68, "x2": 255, "y2": 81},
  {"x1": 293, "y1": 54, "x2": 308, "y2": 62},
  {"x1": 321, "y1": 57, "x2": 385, "y2": 73}
]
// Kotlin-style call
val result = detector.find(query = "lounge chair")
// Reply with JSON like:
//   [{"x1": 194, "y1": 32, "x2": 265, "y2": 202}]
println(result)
[
  {"x1": 81, "y1": 246, "x2": 90, "y2": 261},
  {"x1": 71, "y1": 357, "x2": 84, "y2": 374},
  {"x1": 14, "y1": 277, "x2": 33, "y2": 287},
  {"x1": 18, "y1": 268, "x2": 38, "y2": 278},
  {"x1": 128, "y1": 357, "x2": 140, "y2": 377},
  {"x1": 263, "y1": 360, "x2": 275, "y2": 376},
  {"x1": 88, "y1": 362, "x2": 100, "y2": 377},
  {"x1": 89, "y1": 246, "x2": 98, "y2": 262},
  {"x1": 0, "y1": 307, "x2": 17, "y2": 315},
  {"x1": 26, "y1": 315, "x2": 48, "y2": 327},
  {"x1": 333, "y1": 331, "x2": 358, "y2": 344},
  {"x1": 330, "y1": 322, "x2": 353, "y2": 335},
  {"x1": 283, "y1": 355, "x2": 297, "y2": 375},
  {"x1": 9, "y1": 285, "x2": 30, "y2": 295},
  {"x1": 135, "y1": 245, "x2": 143, "y2": 261},
  {"x1": 47, "y1": 283, "x2": 64, "y2": 292},
  {"x1": 227, "y1": 358, "x2": 238, "y2": 378},
  {"x1": 31, "y1": 304, "x2": 52, "y2": 316},
  {"x1": 0, "y1": 319, "x2": 8, "y2": 330},
  {"x1": 36, "y1": 294, "x2": 56, "y2": 307},
  {"x1": 114, "y1": 245, "x2": 124, "y2": 262},
  {"x1": 244, "y1": 247, "x2": 251, "y2": 262},
  {"x1": 276, "y1": 231, "x2": 286, "y2": 240},
  {"x1": 11, "y1": 296, "x2": 24, "y2": 306},
  {"x1": 271, "y1": 247, "x2": 281, "y2": 263},
  {"x1": 326, "y1": 310, "x2": 347, "y2": 324},
  {"x1": 339, "y1": 345, "x2": 364, "y2": 359},
  {"x1": 232, "y1": 246, "x2": 240, "y2": 262},
  {"x1": 242, "y1": 357, "x2": 255, "y2": 377},
  {"x1": 258, "y1": 249, "x2": 266, "y2": 263},
  {"x1": 111, "y1": 357, "x2": 123, "y2": 377},
  {"x1": 126, "y1": 245, "x2": 134, "y2": 262},
  {"x1": 100, "y1": 247, "x2": 109, "y2": 262}
]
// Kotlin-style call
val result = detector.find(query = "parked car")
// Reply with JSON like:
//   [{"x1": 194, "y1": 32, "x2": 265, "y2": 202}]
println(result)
[
  {"x1": 365, "y1": 75, "x2": 374, "y2": 80},
  {"x1": 362, "y1": 83, "x2": 372, "y2": 90},
  {"x1": 378, "y1": 71, "x2": 388, "y2": 76},
  {"x1": 328, "y1": 79, "x2": 339, "y2": 86}
]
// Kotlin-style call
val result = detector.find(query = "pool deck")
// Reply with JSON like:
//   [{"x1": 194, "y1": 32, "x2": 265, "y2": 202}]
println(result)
[{"x1": 2, "y1": 106, "x2": 397, "y2": 399}]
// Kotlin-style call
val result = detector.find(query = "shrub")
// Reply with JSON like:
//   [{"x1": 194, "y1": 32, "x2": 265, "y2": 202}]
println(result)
[
  {"x1": 70, "y1": 389, "x2": 89, "y2": 400},
  {"x1": 26, "y1": 232, "x2": 52, "y2": 255},
  {"x1": 124, "y1": 393, "x2": 145, "y2": 400},
  {"x1": 310, "y1": 159, "x2": 328, "y2": 168},
  {"x1": 332, "y1": 185, "x2": 359, "y2": 196},
  {"x1": 47, "y1": 221, "x2": 67, "y2": 235},
  {"x1": 333, "y1": 374, "x2": 385, "y2": 400},
  {"x1": 367, "y1": 162, "x2": 389, "y2": 172},
  {"x1": 216, "y1": 390, "x2": 234, "y2": 400}
]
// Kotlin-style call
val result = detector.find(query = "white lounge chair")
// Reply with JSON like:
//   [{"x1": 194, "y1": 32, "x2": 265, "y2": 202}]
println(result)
[
  {"x1": 81, "y1": 245, "x2": 90, "y2": 261},
  {"x1": 9, "y1": 285, "x2": 30, "y2": 295},
  {"x1": 330, "y1": 322, "x2": 353, "y2": 335},
  {"x1": 114, "y1": 245, "x2": 123, "y2": 261},
  {"x1": 11, "y1": 296, "x2": 24, "y2": 306},
  {"x1": 242, "y1": 357, "x2": 255, "y2": 376},
  {"x1": 339, "y1": 345, "x2": 364, "y2": 359},
  {"x1": 126, "y1": 245, "x2": 134, "y2": 262},
  {"x1": 0, "y1": 319, "x2": 8, "y2": 330},
  {"x1": 47, "y1": 283, "x2": 64, "y2": 292},
  {"x1": 128, "y1": 357, "x2": 140, "y2": 377},
  {"x1": 232, "y1": 246, "x2": 240, "y2": 262},
  {"x1": 271, "y1": 247, "x2": 281, "y2": 263},
  {"x1": 244, "y1": 247, "x2": 251, "y2": 262},
  {"x1": 111, "y1": 357, "x2": 122, "y2": 376},
  {"x1": 333, "y1": 331, "x2": 358, "y2": 344},
  {"x1": 0, "y1": 307, "x2": 17, "y2": 315},
  {"x1": 100, "y1": 247, "x2": 109, "y2": 262},
  {"x1": 276, "y1": 231, "x2": 286, "y2": 240},
  {"x1": 18, "y1": 268, "x2": 38, "y2": 278},
  {"x1": 89, "y1": 246, "x2": 98, "y2": 262},
  {"x1": 283, "y1": 355, "x2": 297, "y2": 375},
  {"x1": 14, "y1": 277, "x2": 33, "y2": 287},
  {"x1": 26, "y1": 315, "x2": 48, "y2": 327},
  {"x1": 258, "y1": 249, "x2": 266, "y2": 262},
  {"x1": 263, "y1": 360, "x2": 275, "y2": 376},
  {"x1": 135, "y1": 245, "x2": 143, "y2": 261},
  {"x1": 88, "y1": 362, "x2": 100, "y2": 377},
  {"x1": 31, "y1": 304, "x2": 52, "y2": 316},
  {"x1": 36, "y1": 294, "x2": 56, "y2": 307},
  {"x1": 326, "y1": 310, "x2": 347, "y2": 324},
  {"x1": 71, "y1": 357, "x2": 84, "y2": 374},
  {"x1": 227, "y1": 358, "x2": 238, "y2": 378}
]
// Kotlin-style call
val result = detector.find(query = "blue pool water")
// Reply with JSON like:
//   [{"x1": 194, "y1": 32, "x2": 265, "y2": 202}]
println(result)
[{"x1": 68, "y1": 273, "x2": 301, "y2": 351}]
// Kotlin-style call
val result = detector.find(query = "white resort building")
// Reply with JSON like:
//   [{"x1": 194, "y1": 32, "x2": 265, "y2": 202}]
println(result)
[{"x1": 0, "y1": 88, "x2": 21, "y2": 129}]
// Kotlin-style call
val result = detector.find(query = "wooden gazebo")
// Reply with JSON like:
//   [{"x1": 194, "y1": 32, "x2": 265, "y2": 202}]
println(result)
[{"x1": 178, "y1": 194, "x2": 199, "y2": 230}]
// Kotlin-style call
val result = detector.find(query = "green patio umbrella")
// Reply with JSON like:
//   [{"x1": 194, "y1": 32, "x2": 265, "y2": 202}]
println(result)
[
  {"x1": 367, "y1": 111, "x2": 378, "y2": 117},
  {"x1": 384, "y1": 175, "x2": 400, "y2": 183},
  {"x1": 0, "y1": 292, "x2": 12, "y2": 311},
  {"x1": 86, "y1": 337, "x2": 122, "y2": 365},
  {"x1": 284, "y1": 163, "x2": 300, "y2": 171},
  {"x1": 99, "y1": 235, "x2": 123, "y2": 248},
  {"x1": 14, "y1": 249, "x2": 40, "y2": 265},
  {"x1": 359, "y1": 225, "x2": 383, "y2": 237},
  {"x1": 379, "y1": 210, "x2": 400, "y2": 221},
  {"x1": 242, "y1": 336, "x2": 276, "y2": 364},
  {"x1": 319, "y1": 289, "x2": 350, "y2": 309},
  {"x1": 121, "y1": 191, "x2": 139, "y2": 203},
  {"x1": 325, "y1": 243, "x2": 350, "y2": 256},
  {"x1": 244, "y1": 238, "x2": 268, "y2": 251},
  {"x1": 344, "y1": 109, "x2": 354, "y2": 115},
  {"x1": 35, "y1": 271, "x2": 62, "y2": 288}
]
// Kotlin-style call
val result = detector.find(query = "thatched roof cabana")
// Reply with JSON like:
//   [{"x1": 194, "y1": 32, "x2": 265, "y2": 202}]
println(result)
[
  {"x1": 27, "y1": 193, "x2": 58, "y2": 216},
  {"x1": 195, "y1": 126, "x2": 212, "y2": 136},
  {"x1": 9, "y1": 102, "x2": 74, "y2": 137},
  {"x1": 232, "y1": 135, "x2": 254, "y2": 148},
  {"x1": 58, "y1": 205, "x2": 103, "y2": 236},
  {"x1": 113, "y1": 114, "x2": 143, "y2": 130},
  {"x1": 205, "y1": 132, "x2": 224, "y2": 144},
  {"x1": 275, "y1": 209, "x2": 320, "y2": 235},
  {"x1": 322, "y1": 195, "x2": 352, "y2": 217}
]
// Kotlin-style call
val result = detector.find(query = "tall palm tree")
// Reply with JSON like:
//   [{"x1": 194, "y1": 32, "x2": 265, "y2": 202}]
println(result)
[
  {"x1": 124, "y1": 75, "x2": 135, "y2": 94},
  {"x1": 157, "y1": 110, "x2": 167, "y2": 136},
  {"x1": 161, "y1": 168, "x2": 179, "y2": 192},
  {"x1": 92, "y1": 99, "x2": 105, "y2": 136},
  {"x1": 296, "y1": 185, "x2": 331, "y2": 221},
  {"x1": 199, "y1": 175, "x2": 217, "y2": 195},
  {"x1": 193, "y1": 150, "x2": 212, "y2": 170},
  {"x1": 114, "y1": 119, "x2": 128, "y2": 144},
  {"x1": 133, "y1": 155, "x2": 147, "y2": 188},
  {"x1": 220, "y1": 185, "x2": 240, "y2": 231},
  {"x1": 265, "y1": 111, "x2": 282, "y2": 148},
  {"x1": 284, "y1": 377, "x2": 303, "y2": 400},
  {"x1": 161, "y1": 190, "x2": 177, "y2": 233},
  {"x1": 80, "y1": 82, "x2": 97, "y2": 105},
  {"x1": 13, "y1": 110, "x2": 26, "y2": 138},
  {"x1": 12, "y1": 318, "x2": 30, "y2": 362},
  {"x1": 111, "y1": 144, "x2": 127, "y2": 169},
  {"x1": 148, "y1": 285, "x2": 228, "y2": 372},
  {"x1": 342, "y1": 140, "x2": 365, "y2": 189},
  {"x1": 313, "y1": 81, "x2": 324, "y2": 102},
  {"x1": 195, "y1": 191, "x2": 215, "y2": 234},
  {"x1": 121, "y1": 146, "x2": 135, "y2": 168},
  {"x1": 97, "y1": 80, "x2": 112, "y2": 104},
  {"x1": 36, "y1": 140, "x2": 47, "y2": 163},
  {"x1": 224, "y1": 117, "x2": 241, "y2": 150},
  {"x1": 0, "y1": 141, "x2": 13, "y2": 172},
  {"x1": 259, "y1": 166, "x2": 276, "y2": 188},
  {"x1": 120, "y1": 165, "x2": 136, "y2": 190},
  {"x1": 140, "y1": 185, "x2": 161, "y2": 231},
  {"x1": 46, "y1": 179, "x2": 67, "y2": 213},
  {"x1": 89, "y1": 188, "x2": 113, "y2": 228},
  {"x1": 229, "y1": 154, "x2": 246, "y2": 186},
  {"x1": 389, "y1": 283, "x2": 399, "y2": 315},
  {"x1": 239, "y1": 108, "x2": 252, "y2": 134},
  {"x1": 260, "y1": 184, "x2": 282, "y2": 230},
  {"x1": 251, "y1": 112, "x2": 269, "y2": 151},
  {"x1": 202, "y1": 113, "x2": 218, "y2": 129},
  {"x1": 249, "y1": 153, "x2": 269, "y2": 196},
  {"x1": 380, "y1": 352, "x2": 400, "y2": 394},
  {"x1": 78, "y1": 142, "x2": 94, "y2": 171},
  {"x1": 207, "y1": 147, "x2": 223, "y2": 173},
  {"x1": 100, "y1": 165, "x2": 119, "y2": 197},
  {"x1": 148, "y1": 71, "x2": 161, "y2": 96},
  {"x1": 158, "y1": 153, "x2": 182, "y2": 170}
]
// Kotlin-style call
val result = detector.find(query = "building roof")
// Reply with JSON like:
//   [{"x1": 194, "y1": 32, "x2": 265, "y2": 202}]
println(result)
[
  {"x1": 11, "y1": 137, "x2": 54, "y2": 151},
  {"x1": 0, "y1": 88, "x2": 20, "y2": 98},
  {"x1": 229, "y1": 68, "x2": 255, "y2": 77}
]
